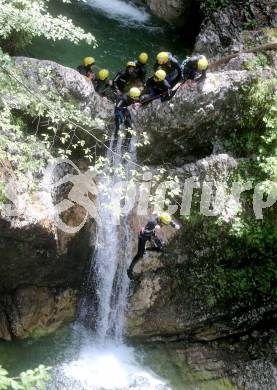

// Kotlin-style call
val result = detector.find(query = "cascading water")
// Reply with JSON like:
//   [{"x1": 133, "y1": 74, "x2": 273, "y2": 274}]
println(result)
[
  {"x1": 78, "y1": 137, "x2": 135, "y2": 341},
  {"x1": 86, "y1": 0, "x2": 150, "y2": 23},
  {"x1": 56, "y1": 136, "x2": 172, "y2": 389}
]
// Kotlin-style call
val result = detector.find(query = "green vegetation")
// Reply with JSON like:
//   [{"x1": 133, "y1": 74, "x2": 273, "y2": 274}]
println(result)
[
  {"x1": 224, "y1": 77, "x2": 277, "y2": 181},
  {"x1": 0, "y1": 365, "x2": 50, "y2": 389},
  {"x1": 0, "y1": 0, "x2": 102, "y2": 208},
  {"x1": 200, "y1": 0, "x2": 230, "y2": 15},
  {"x1": 0, "y1": 0, "x2": 150, "y2": 208},
  {"x1": 0, "y1": 0, "x2": 148, "y2": 216},
  {"x1": 176, "y1": 213, "x2": 277, "y2": 307},
  {"x1": 200, "y1": 0, "x2": 266, "y2": 31},
  {"x1": 244, "y1": 53, "x2": 268, "y2": 70},
  {"x1": 0, "y1": 0, "x2": 95, "y2": 54},
  {"x1": 171, "y1": 77, "x2": 277, "y2": 309}
]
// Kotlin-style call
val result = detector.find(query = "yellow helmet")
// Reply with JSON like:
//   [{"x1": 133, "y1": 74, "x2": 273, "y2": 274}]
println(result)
[
  {"x1": 83, "y1": 57, "x2": 95, "y2": 66},
  {"x1": 126, "y1": 61, "x2": 136, "y2": 68},
  {"x1": 157, "y1": 52, "x2": 169, "y2": 65},
  {"x1": 129, "y1": 87, "x2": 141, "y2": 99},
  {"x1": 98, "y1": 69, "x2": 109, "y2": 81},
  {"x1": 197, "y1": 57, "x2": 208, "y2": 71},
  {"x1": 138, "y1": 52, "x2": 149, "y2": 64},
  {"x1": 159, "y1": 212, "x2": 172, "y2": 225},
  {"x1": 154, "y1": 69, "x2": 166, "y2": 81}
]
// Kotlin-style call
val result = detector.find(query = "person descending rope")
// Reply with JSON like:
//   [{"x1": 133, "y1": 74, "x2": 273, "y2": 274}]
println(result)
[
  {"x1": 127, "y1": 213, "x2": 180, "y2": 280},
  {"x1": 113, "y1": 61, "x2": 141, "y2": 95},
  {"x1": 154, "y1": 51, "x2": 182, "y2": 87},
  {"x1": 141, "y1": 69, "x2": 171, "y2": 103},
  {"x1": 77, "y1": 57, "x2": 96, "y2": 80},
  {"x1": 93, "y1": 69, "x2": 116, "y2": 102},
  {"x1": 182, "y1": 54, "x2": 208, "y2": 84},
  {"x1": 113, "y1": 87, "x2": 141, "y2": 148},
  {"x1": 134, "y1": 52, "x2": 149, "y2": 84}
]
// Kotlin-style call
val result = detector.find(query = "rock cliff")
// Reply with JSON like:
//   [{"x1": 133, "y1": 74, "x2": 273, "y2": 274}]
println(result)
[
  {"x1": 133, "y1": 68, "x2": 260, "y2": 164},
  {"x1": 195, "y1": 1, "x2": 277, "y2": 58},
  {"x1": 143, "y1": 0, "x2": 190, "y2": 24}
]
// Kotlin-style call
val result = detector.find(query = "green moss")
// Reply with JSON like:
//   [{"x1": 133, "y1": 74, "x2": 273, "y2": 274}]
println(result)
[
  {"x1": 244, "y1": 53, "x2": 268, "y2": 71},
  {"x1": 263, "y1": 27, "x2": 277, "y2": 39},
  {"x1": 140, "y1": 343, "x2": 236, "y2": 390},
  {"x1": 23, "y1": 320, "x2": 72, "y2": 340}
]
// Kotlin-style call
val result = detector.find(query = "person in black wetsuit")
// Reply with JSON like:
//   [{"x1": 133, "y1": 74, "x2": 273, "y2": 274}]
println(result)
[
  {"x1": 93, "y1": 69, "x2": 116, "y2": 102},
  {"x1": 182, "y1": 54, "x2": 208, "y2": 83},
  {"x1": 77, "y1": 57, "x2": 96, "y2": 80},
  {"x1": 140, "y1": 69, "x2": 171, "y2": 103},
  {"x1": 134, "y1": 52, "x2": 149, "y2": 84},
  {"x1": 113, "y1": 61, "x2": 141, "y2": 95},
  {"x1": 127, "y1": 213, "x2": 180, "y2": 280},
  {"x1": 154, "y1": 51, "x2": 182, "y2": 87},
  {"x1": 114, "y1": 86, "x2": 141, "y2": 142}
]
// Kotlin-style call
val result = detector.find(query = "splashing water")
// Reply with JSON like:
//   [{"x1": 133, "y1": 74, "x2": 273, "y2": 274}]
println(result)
[
  {"x1": 86, "y1": 0, "x2": 150, "y2": 23},
  {"x1": 53, "y1": 325, "x2": 171, "y2": 390}
]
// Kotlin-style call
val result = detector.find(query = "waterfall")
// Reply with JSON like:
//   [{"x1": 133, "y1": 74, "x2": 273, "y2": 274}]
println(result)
[
  {"x1": 56, "y1": 137, "x2": 172, "y2": 390},
  {"x1": 78, "y1": 137, "x2": 136, "y2": 342},
  {"x1": 86, "y1": 0, "x2": 150, "y2": 23}
]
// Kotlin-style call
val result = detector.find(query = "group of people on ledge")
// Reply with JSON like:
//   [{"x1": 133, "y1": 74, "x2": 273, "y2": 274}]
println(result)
[
  {"x1": 77, "y1": 51, "x2": 209, "y2": 140},
  {"x1": 76, "y1": 53, "x2": 206, "y2": 277},
  {"x1": 77, "y1": 56, "x2": 191, "y2": 280}
]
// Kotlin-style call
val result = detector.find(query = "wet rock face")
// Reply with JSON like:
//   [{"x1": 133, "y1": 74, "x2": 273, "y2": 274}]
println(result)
[
  {"x1": 126, "y1": 154, "x2": 233, "y2": 339},
  {"x1": 126, "y1": 153, "x2": 276, "y2": 341},
  {"x1": 133, "y1": 69, "x2": 255, "y2": 164},
  {"x1": 15, "y1": 57, "x2": 114, "y2": 121},
  {"x1": 127, "y1": 239, "x2": 277, "y2": 343},
  {"x1": 0, "y1": 57, "x2": 109, "y2": 340},
  {"x1": 0, "y1": 287, "x2": 77, "y2": 340},
  {"x1": 0, "y1": 144, "x2": 96, "y2": 340},
  {"x1": 0, "y1": 217, "x2": 95, "y2": 292},
  {"x1": 0, "y1": 201, "x2": 94, "y2": 340},
  {"x1": 194, "y1": 1, "x2": 277, "y2": 58},
  {"x1": 156, "y1": 331, "x2": 277, "y2": 390},
  {"x1": 145, "y1": 0, "x2": 190, "y2": 23}
]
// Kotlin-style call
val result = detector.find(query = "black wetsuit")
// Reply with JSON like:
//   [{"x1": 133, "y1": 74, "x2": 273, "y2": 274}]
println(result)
[
  {"x1": 182, "y1": 55, "x2": 207, "y2": 82},
  {"x1": 77, "y1": 64, "x2": 94, "y2": 79},
  {"x1": 141, "y1": 76, "x2": 171, "y2": 102},
  {"x1": 113, "y1": 70, "x2": 139, "y2": 94},
  {"x1": 127, "y1": 217, "x2": 178, "y2": 279},
  {"x1": 154, "y1": 53, "x2": 182, "y2": 87},
  {"x1": 93, "y1": 79, "x2": 116, "y2": 102},
  {"x1": 135, "y1": 60, "x2": 147, "y2": 83},
  {"x1": 114, "y1": 93, "x2": 135, "y2": 136}
]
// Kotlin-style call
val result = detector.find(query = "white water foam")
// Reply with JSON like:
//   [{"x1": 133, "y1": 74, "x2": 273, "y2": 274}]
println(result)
[
  {"x1": 86, "y1": 0, "x2": 150, "y2": 23},
  {"x1": 60, "y1": 338, "x2": 171, "y2": 390}
]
